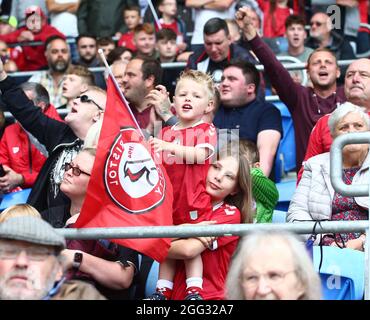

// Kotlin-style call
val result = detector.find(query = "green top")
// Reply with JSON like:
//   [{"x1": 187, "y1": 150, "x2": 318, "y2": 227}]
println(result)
[{"x1": 251, "y1": 168, "x2": 279, "y2": 223}]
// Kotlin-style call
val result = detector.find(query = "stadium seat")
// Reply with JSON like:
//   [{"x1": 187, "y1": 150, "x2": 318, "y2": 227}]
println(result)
[
  {"x1": 0, "y1": 189, "x2": 32, "y2": 211},
  {"x1": 313, "y1": 246, "x2": 365, "y2": 300},
  {"x1": 145, "y1": 260, "x2": 160, "y2": 298},
  {"x1": 272, "y1": 210, "x2": 287, "y2": 223},
  {"x1": 133, "y1": 254, "x2": 159, "y2": 299},
  {"x1": 275, "y1": 180, "x2": 296, "y2": 211},
  {"x1": 273, "y1": 101, "x2": 296, "y2": 181}
]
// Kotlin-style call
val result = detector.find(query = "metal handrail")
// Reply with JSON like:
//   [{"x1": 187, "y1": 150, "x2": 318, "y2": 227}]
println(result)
[
  {"x1": 58, "y1": 220, "x2": 368, "y2": 240},
  {"x1": 330, "y1": 131, "x2": 370, "y2": 299},
  {"x1": 6, "y1": 59, "x2": 356, "y2": 79},
  {"x1": 276, "y1": 55, "x2": 308, "y2": 86}
]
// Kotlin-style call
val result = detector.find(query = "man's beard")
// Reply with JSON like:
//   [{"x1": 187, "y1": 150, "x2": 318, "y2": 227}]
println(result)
[
  {"x1": 0, "y1": 264, "x2": 60, "y2": 300},
  {"x1": 80, "y1": 55, "x2": 95, "y2": 64},
  {"x1": 51, "y1": 59, "x2": 70, "y2": 73}
]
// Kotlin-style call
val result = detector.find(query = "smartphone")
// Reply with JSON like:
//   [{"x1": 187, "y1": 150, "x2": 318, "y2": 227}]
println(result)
[{"x1": 0, "y1": 164, "x2": 6, "y2": 177}]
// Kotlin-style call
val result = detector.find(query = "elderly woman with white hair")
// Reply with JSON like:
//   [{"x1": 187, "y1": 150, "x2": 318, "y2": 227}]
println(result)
[
  {"x1": 226, "y1": 231, "x2": 322, "y2": 300},
  {"x1": 287, "y1": 102, "x2": 370, "y2": 251}
]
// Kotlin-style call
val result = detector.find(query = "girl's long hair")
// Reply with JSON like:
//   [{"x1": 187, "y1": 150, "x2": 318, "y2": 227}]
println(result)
[{"x1": 217, "y1": 142, "x2": 253, "y2": 223}]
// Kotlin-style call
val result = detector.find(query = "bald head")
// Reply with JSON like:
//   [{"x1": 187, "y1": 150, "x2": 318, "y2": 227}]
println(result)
[
  {"x1": 309, "y1": 12, "x2": 331, "y2": 41},
  {"x1": 111, "y1": 60, "x2": 127, "y2": 93},
  {"x1": 344, "y1": 58, "x2": 370, "y2": 110}
]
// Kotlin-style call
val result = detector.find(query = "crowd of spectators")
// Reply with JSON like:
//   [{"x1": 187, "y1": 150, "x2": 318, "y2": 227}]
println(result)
[{"x1": 0, "y1": 0, "x2": 369, "y2": 301}]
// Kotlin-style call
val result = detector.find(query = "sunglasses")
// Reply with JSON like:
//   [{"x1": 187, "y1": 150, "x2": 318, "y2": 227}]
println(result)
[
  {"x1": 64, "y1": 162, "x2": 91, "y2": 177},
  {"x1": 310, "y1": 21, "x2": 323, "y2": 27},
  {"x1": 76, "y1": 94, "x2": 104, "y2": 111}
]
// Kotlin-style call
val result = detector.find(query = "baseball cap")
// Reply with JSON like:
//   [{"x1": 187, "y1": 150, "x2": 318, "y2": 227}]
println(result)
[
  {"x1": 0, "y1": 15, "x2": 18, "y2": 28},
  {"x1": 25, "y1": 5, "x2": 46, "y2": 19},
  {"x1": 0, "y1": 216, "x2": 66, "y2": 250}
]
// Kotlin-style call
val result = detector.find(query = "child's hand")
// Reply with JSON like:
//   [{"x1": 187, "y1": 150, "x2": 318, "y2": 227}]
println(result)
[
  {"x1": 194, "y1": 221, "x2": 218, "y2": 249},
  {"x1": 17, "y1": 30, "x2": 34, "y2": 42},
  {"x1": 197, "y1": 235, "x2": 217, "y2": 249},
  {"x1": 149, "y1": 137, "x2": 170, "y2": 153}
]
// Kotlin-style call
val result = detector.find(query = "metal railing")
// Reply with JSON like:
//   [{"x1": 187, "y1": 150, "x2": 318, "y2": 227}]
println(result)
[
  {"x1": 58, "y1": 220, "x2": 368, "y2": 240},
  {"x1": 52, "y1": 132, "x2": 370, "y2": 300},
  {"x1": 330, "y1": 132, "x2": 370, "y2": 299}
]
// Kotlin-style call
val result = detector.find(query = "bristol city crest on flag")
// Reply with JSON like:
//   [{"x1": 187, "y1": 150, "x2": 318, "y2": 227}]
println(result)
[{"x1": 105, "y1": 127, "x2": 166, "y2": 214}]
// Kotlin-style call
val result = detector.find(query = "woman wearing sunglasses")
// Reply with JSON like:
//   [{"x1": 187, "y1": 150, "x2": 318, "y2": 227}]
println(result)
[{"x1": 42, "y1": 147, "x2": 139, "y2": 300}]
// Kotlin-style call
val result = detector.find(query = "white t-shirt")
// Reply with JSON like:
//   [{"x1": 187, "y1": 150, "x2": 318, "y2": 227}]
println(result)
[
  {"x1": 49, "y1": 0, "x2": 78, "y2": 37},
  {"x1": 191, "y1": 6, "x2": 236, "y2": 45}
]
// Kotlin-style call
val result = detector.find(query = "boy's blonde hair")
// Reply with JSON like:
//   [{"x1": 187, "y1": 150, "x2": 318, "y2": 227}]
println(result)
[
  {"x1": 175, "y1": 70, "x2": 216, "y2": 101},
  {"x1": 0, "y1": 204, "x2": 41, "y2": 223},
  {"x1": 239, "y1": 139, "x2": 259, "y2": 166}
]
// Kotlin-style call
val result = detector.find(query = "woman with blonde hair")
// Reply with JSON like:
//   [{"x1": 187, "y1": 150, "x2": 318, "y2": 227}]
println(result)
[{"x1": 0, "y1": 204, "x2": 41, "y2": 223}]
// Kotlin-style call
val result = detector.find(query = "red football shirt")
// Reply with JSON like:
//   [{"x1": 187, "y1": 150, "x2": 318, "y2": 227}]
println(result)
[
  {"x1": 171, "y1": 202, "x2": 241, "y2": 300},
  {"x1": 159, "y1": 121, "x2": 217, "y2": 225},
  {"x1": 118, "y1": 32, "x2": 136, "y2": 51}
]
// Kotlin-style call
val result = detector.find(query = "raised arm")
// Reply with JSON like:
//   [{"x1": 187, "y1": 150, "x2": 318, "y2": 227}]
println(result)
[
  {"x1": 235, "y1": 6, "x2": 302, "y2": 110},
  {"x1": 0, "y1": 64, "x2": 71, "y2": 151}
]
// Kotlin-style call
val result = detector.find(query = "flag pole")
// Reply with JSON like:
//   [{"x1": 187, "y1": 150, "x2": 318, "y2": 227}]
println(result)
[
  {"x1": 146, "y1": 0, "x2": 162, "y2": 30},
  {"x1": 98, "y1": 49, "x2": 145, "y2": 139}
]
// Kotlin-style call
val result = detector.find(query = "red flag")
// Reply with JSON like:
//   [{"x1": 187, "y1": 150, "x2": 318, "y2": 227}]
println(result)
[{"x1": 74, "y1": 76, "x2": 173, "y2": 262}]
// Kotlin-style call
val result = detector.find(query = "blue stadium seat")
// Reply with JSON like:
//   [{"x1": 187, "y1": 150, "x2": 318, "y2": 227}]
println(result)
[
  {"x1": 275, "y1": 180, "x2": 296, "y2": 211},
  {"x1": 133, "y1": 254, "x2": 159, "y2": 299},
  {"x1": 313, "y1": 246, "x2": 365, "y2": 300},
  {"x1": 273, "y1": 101, "x2": 296, "y2": 181},
  {"x1": 272, "y1": 210, "x2": 287, "y2": 223},
  {"x1": 0, "y1": 189, "x2": 32, "y2": 211},
  {"x1": 145, "y1": 260, "x2": 160, "y2": 298}
]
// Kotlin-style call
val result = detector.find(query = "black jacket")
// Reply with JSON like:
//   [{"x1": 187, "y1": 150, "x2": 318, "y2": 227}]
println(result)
[
  {"x1": 306, "y1": 31, "x2": 356, "y2": 61},
  {"x1": 0, "y1": 76, "x2": 83, "y2": 212},
  {"x1": 187, "y1": 42, "x2": 258, "y2": 72},
  {"x1": 187, "y1": 42, "x2": 265, "y2": 99}
]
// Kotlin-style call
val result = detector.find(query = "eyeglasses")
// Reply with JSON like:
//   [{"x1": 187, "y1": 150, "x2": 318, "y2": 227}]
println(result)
[
  {"x1": 64, "y1": 162, "x2": 91, "y2": 177},
  {"x1": 76, "y1": 95, "x2": 104, "y2": 111},
  {"x1": 242, "y1": 270, "x2": 296, "y2": 288},
  {"x1": 310, "y1": 21, "x2": 323, "y2": 27},
  {"x1": 0, "y1": 246, "x2": 57, "y2": 261}
]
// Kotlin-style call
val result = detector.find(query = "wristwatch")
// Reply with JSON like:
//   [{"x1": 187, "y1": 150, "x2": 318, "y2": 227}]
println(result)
[{"x1": 72, "y1": 252, "x2": 83, "y2": 270}]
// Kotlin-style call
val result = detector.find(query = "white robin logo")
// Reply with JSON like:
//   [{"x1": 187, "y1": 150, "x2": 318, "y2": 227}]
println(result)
[{"x1": 105, "y1": 128, "x2": 166, "y2": 214}]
